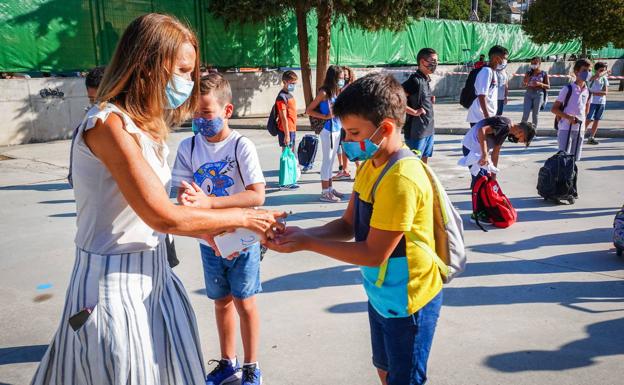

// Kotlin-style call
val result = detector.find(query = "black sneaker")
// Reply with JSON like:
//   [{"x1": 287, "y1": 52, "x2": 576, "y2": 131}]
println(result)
[{"x1": 587, "y1": 137, "x2": 599, "y2": 145}]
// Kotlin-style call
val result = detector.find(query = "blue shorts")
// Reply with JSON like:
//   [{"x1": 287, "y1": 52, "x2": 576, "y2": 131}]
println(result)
[
  {"x1": 199, "y1": 243, "x2": 262, "y2": 300},
  {"x1": 405, "y1": 135, "x2": 434, "y2": 158},
  {"x1": 586, "y1": 103, "x2": 605, "y2": 121},
  {"x1": 278, "y1": 130, "x2": 296, "y2": 149},
  {"x1": 368, "y1": 291, "x2": 443, "y2": 385}
]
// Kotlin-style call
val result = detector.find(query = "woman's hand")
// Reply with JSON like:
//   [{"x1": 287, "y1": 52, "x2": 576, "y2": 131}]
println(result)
[
  {"x1": 264, "y1": 226, "x2": 308, "y2": 253},
  {"x1": 241, "y1": 209, "x2": 287, "y2": 241},
  {"x1": 324, "y1": 114, "x2": 333, "y2": 120},
  {"x1": 180, "y1": 181, "x2": 213, "y2": 209}
]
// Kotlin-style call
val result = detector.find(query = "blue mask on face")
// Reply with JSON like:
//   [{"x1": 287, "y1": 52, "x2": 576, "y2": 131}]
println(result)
[
  {"x1": 337, "y1": 79, "x2": 346, "y2": 88},
  {"x1": 341, "y1": 127, "x2": 385, "y2": 162},
  {"x1": 287, "y1": 83, "x2": 296, "y2": 92},
  {"x1": 192, "y1": 117, "x2": 224, "y2": 137},
  {"x1": 578, "y1": 70, "x2": 591, "y2": 82},
  {"x1": 165, "y1": 74, "x2": 194, "y2": 109}
]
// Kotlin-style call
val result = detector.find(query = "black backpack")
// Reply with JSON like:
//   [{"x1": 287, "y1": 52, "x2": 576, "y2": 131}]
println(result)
[
  {"x1": 267, "y1": 94, "x2": 288, "y2": 137},
  {"x1": 459, "y1": 67, "x2": 487, "y2": 109},
  {"x1": 537, "y1": 128, "x2": 581, "y2": 204}
]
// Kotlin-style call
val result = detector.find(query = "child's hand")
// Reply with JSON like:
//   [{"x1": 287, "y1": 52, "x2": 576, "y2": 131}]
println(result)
[
  {"x1": 180, "y1": 181, "x2": 212, "y2": 208},
  {"x1": 478, "y1": 154, "x2": 489, "y2": 166},
  {"x1": 264, "y1": 226, "x2": 308, "y2": 253}
]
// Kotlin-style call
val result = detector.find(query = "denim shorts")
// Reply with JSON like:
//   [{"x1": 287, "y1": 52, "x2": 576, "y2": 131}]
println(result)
[
  {"x1": 368, "y1": 291, "x2": 443, "y2": 385},
  {"x1": 586, "y1": 103, "x2": 605, "y2": 121},
  {"x1": 278, "y1": 130, "x2": 296, "y2": 149},
  {"x1": 199, "y1": 242, "x2": 262, "y2": 300},
  {"x1": 406, "y1": 135, "x2": 434, "y2": 158}
]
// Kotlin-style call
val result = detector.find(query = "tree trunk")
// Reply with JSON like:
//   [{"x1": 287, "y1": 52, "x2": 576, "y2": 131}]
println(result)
[
  {"x1": 315, "y1": 0, "x2": 332, "y2": 93},
  {"x1": 295, "y1": 3, "x2": 313, "y2": 106}
]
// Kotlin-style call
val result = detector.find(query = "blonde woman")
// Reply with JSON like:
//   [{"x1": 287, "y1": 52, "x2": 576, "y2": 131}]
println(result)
[{"x1": 31, "y1": 14, "x2": 282, "y2": 385}]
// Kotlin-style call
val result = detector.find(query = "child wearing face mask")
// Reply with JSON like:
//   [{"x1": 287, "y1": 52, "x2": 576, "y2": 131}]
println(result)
[
  {"x1": 551, "y1": 59, "x2": 592, "y2": 161},
  {"x1": 171, "y1": 73, "x2": 267, "y2": 385},
  {"x1": 466, "y1": 45, "x2": 509, "y2": 127},
  {"x1": 267, "y1": 73, "x2": 444, "y2": 385},
  {"x1": 522, "y1": 57, "x2": 550, "y2": 129}
]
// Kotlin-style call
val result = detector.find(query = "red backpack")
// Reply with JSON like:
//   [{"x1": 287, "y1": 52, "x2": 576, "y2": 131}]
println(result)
[{"x1": 472, "y1": 175, "x2": 517, "y2": 231}]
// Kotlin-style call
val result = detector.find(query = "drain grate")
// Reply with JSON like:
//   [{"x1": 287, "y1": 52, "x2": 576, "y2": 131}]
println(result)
[{"x1": 0, "y1": 154, "x2": 13, "y2": 161}]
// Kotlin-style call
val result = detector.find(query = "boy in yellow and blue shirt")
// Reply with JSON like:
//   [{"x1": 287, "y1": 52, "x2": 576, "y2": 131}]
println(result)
[{"x1": 267, "y1": 73, "x2": 442, "y2": 385}]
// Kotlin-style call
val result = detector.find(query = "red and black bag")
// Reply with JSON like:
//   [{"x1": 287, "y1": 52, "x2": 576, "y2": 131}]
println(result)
[{"x1": 472, "y1": 175, "x2": 517, "y2": 231}]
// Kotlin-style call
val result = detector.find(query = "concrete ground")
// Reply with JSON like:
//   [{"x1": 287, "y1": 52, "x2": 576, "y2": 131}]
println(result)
[{"x1": 1, "y1": 93, "x2": 623, "y2": 385}]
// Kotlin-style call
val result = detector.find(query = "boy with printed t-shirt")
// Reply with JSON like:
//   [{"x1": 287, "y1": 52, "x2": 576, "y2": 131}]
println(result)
[
  {"x1": 467, "y1": 45, "x2": 509, "y2": 127},
  {"x1": 267, "y1": 73, "x2": 443, "y2": 385},
  {"x1": 171, "y1": 73, "x2": 266, "y2": 385}
]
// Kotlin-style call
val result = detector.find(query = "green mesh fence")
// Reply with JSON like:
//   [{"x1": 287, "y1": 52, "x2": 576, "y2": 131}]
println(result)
[{"x1": 1, "y1": 0, "x2": 622, "y2": 72}]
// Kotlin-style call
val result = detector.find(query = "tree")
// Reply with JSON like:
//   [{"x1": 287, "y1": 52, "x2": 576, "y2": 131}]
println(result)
[
  {"x1": 207, "y1": 0, "x2": 425, "y2": 106},
  {"x1": 523, "y1": 0, "x2": 624, "y2": 54},
  {"x1": 421, "y1": 0, "x2": 510, "y2": 23}
]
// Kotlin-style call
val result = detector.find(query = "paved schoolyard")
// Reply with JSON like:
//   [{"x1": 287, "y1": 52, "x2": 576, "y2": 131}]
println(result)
[{"x1": 1, "y1": 116, "x2": 623, "y2": 383}]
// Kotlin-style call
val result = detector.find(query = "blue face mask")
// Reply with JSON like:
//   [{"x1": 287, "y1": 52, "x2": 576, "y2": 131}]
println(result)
[
  {"x1": 192, "y1": 117, "x2": 224, "y2": 137},
  {"x1": 578, "y1": 70, "x2": 591, "y2": 82},
  {"x1": 287, "y1": 83, "x2": 296, "y2": 92},
  {"x1": 341, "y1": 126, "x2": 385, "y2": 162},
  {"x1": 165, "y1": 74, "x2": 194, "y2": 109},
  {"x1": 337, "y1": 79, "x2": 346, "y2": 88}
]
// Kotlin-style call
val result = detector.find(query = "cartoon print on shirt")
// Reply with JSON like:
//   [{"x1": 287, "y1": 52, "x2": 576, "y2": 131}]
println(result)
[{"x1": 193, "y1": 156, "x2": 237, "y2": 197}]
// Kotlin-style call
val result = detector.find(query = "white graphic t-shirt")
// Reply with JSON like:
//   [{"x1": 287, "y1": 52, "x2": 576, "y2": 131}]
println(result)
[
  {"x1": 171, "y1": 130, "x2": 265, "y2": 244},
  {"x1": 467, "y1": 66, "x2": 498, "y2": 123}
]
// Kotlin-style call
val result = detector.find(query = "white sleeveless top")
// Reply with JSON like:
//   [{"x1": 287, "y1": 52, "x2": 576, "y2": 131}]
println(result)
[{"x1": 72, "y1": 103, "x2": 171, "y2": 254}]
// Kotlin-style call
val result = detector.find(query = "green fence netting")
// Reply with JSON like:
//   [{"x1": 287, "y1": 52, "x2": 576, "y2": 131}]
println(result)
[{"x1": 1, "y1": 0, "x2": 623, "y2": 72}]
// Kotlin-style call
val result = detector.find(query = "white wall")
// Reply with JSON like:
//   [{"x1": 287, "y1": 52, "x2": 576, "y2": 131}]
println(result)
[{"x1": 1, "y1": 59, "x2": 621, "y2": 146}]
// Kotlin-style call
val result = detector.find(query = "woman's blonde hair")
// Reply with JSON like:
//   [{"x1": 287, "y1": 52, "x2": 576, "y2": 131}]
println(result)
[{"x1": 96, "y1": 13, "x2": 199, "y2": 140}]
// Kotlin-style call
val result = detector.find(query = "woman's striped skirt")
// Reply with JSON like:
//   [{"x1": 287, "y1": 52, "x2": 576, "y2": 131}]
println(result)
[{"x1": 31, "y1": 241, "x2": 206, "y2": 385}]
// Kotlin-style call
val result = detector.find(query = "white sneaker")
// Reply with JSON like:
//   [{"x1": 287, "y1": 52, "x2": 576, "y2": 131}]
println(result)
[
  {"x1": 330, "y1": 189, "x2": 345, "y2": 199},
  {"x1": 320, "y1": 191, "x2": 341, "y2": 203}
]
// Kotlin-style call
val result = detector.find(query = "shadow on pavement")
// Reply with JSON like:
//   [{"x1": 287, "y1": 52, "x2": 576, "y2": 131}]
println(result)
[
  {"x1": 485, "y1": 317, "x2": 624, "y2": 372},
  {"x1": 0, "y1": 183, "x2": 70, "y2": 192},
  {"x1": 0, "y1": 344, "x2": 48, "y2": 365},
  {"x1": 587, "y1": 165, "x2": 624, "y2": 172},
  {"x1": 462, "y1": 248, "x2": 623, "y2": 278},
  {"x1": 469, "y1": 227, "x2": 612, "y2": 254},
  {"x1": 261, "y1": 265, "x2": 361, "y2": 293}
]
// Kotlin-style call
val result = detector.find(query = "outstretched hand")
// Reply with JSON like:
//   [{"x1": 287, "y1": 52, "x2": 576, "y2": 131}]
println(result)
[{"x1": 264, "y1": 226, "x2": 308, "y2": 253}]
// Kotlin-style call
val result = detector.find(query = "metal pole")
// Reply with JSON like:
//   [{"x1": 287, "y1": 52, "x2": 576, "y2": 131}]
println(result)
[
  {"x1": 437, "y1": 0, "x2": 440, "y2": 18},
  {"x1": 489, "y1": 0, "x2": 492, "y2": 23}
]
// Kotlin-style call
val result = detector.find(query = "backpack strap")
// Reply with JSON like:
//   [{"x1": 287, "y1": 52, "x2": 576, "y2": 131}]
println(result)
[
  {"x1": 190, "y1": 134, "x2": 196, "y2": 163},
  {"x1": 234, "y1": 135, "x2": 246, "y2": 186},
  {"x1": 370, "y1": 148, "x2": 418, "y2": 288},
  {"x1": 191, "y1": 134, "x2": 245, "y2": 186},
  {"x1": 370, "y1": 148, "x2": 416, "y2": 204}
]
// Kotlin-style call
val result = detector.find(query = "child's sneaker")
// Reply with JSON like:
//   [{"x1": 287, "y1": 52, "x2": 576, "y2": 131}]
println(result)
[
  {"x1": 241, "y1": 363, "x2": 262, "y2": 385},
  {"x1": 330, "y1": 188, "x2": 345, "y2": 199},
  {"x1": 320, "y1": 190, "x2": 341, "y2": 203},
  {"x1": 206, "y1": 359, "x2": 241, "y2": 385},
  {"x1": 279, "y1": 184, "x2": 300, "y2": 191}
]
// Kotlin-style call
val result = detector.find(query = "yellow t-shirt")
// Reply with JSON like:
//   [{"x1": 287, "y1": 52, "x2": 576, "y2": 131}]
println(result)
[{"x1": 354, "y1": 153, "x2": 442, "y2": 316}]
